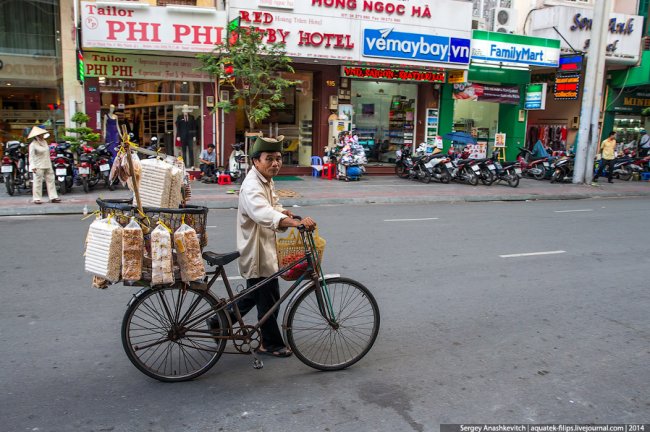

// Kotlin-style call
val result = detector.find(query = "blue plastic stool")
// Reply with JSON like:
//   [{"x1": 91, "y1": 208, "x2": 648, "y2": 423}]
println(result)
[
  {"x1": 641, "y1": 172, "x2": 650, "y2": 181},
  {"x1": 311, "y1": 156, "x2": 323, "y2": 177}
]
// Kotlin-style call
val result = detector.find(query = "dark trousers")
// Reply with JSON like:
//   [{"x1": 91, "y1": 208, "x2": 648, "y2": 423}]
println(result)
[
  {"x1": 235, "y1": 277, "x2": 286, "y2": 350},
  {"x1": 200, "y1": 163, "x2": 215, "y2": 177},
  {"x1": 181, "y1": 140, "x2": 194, "y2": 167},
  {"x1": 594, "y1": 158, "x2": 614, "y2": 181}
]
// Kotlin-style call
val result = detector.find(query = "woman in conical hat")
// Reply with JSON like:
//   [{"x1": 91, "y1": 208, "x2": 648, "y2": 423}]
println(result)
[{"x1": 28, "y1": 126, "x2": 60, "y2": 204}]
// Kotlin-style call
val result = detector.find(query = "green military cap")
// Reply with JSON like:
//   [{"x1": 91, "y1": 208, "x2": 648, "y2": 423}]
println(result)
[{"x1": 251, "y1": 135, "x2": 285, "y2": 154}]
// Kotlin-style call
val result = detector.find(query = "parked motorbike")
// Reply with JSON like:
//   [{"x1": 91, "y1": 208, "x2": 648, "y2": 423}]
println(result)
[
  {"x1": 449, "y1": 156, "x2": 480, "y2": 186},
  {"x1": 227, "y1": 142, "x2": 247, "y2": 182},
  {"x1": 2, "y1": 141, "x2": 31, "y2": 195},
  {"x1": 490, "y1": 150, "x2": 521, "y2": 188},
  {"x1": 94, "y1": 144, "x2": 115, "y2": 190},
  {"x1": 395, "y1": 145, "x2": 414, "y2": 179},
  {"x1": 78, "y1": 145, "x2": 101, "y2": 193},
  {"x1": 517, "y1": 147, "x2": 550, "y2": 180},
  {"x1": 422, "y1": 152, "x2": 452, "y2": 184},
  {"x1": 550, "y1": 154, "x2": 575, "y2": 183},
  {"x1": 50, "y1": 142, "x2": 75, "y2": 194}
]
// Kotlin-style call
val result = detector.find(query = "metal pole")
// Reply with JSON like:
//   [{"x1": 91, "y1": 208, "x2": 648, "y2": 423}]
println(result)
[
  {"x1": 573, "y1": 0, "x2": 610, "y2": 183},
  {"x1": 584, "y1": 0, "x2": 612, "y2": 183}
]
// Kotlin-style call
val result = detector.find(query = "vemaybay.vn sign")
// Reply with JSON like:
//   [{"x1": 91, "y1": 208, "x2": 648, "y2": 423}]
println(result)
[
  {"x1": 363, "y1": 28, "x2": 470, "y2": 64},
  {"x1": 471, "y1": 30, "x2": 561, "y2": 68}
]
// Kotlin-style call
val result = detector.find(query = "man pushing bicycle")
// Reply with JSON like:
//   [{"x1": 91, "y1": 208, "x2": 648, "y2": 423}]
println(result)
[{"x1": 229, "y1": 135, "x2": 316, "y2": 358}]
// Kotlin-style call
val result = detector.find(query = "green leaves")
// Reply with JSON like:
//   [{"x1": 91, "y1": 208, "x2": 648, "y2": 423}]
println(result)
[
  {"x1": 197, "y1": 26, "x2": 297, "y2": 130},
  {"x1": 63, "y1": 112, "x2": 100, "y2": 152}
]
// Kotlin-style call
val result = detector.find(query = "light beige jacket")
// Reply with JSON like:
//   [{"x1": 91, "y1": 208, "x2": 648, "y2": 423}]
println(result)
[
  {"x1": 237, "y1": 166, "x2": 287, "y2": 279},
  {"x1": 29, "y1": 138, "x2": 52, "y2": 169}
]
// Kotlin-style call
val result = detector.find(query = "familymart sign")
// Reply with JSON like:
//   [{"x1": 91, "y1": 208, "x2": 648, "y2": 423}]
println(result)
[{"x1": 471, "y1": 30, "x2": 561, "y2": 68}]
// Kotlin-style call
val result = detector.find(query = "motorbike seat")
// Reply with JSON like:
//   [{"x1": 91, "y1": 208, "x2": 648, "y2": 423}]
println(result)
[
  {"x1": 202, "y1": 251, "x2": 240, "y2": 267},
  {"x1": 500, "y1": 161, "x2": 518, "y2": 168}
]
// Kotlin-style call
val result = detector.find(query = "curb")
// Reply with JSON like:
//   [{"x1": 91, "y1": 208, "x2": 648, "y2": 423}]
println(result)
[{"x1": 1, "y1": 190, "x2": 649, "y2": 216}]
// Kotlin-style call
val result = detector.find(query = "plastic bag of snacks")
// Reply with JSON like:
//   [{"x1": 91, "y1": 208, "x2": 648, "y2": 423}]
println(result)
[
  {"x1": 276, "y1": 228, "x2": 325, "y2": 281},
  {"x1": 85, "y1": 217, "x2": 123, "y2": 283},
  {"x1": 174, "y1": 223, "x2": 205, "y2": 282},
  {"x1": 122, "y1": 218, "x2": 144, "y2": 282},
  {"x1": 151, "y1": 223, "x2": 174, "y2": 285}
]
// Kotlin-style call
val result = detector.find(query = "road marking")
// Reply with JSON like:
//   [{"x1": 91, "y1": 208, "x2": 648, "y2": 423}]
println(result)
[
  {"x1": 554, "y1": 209, "x2": 593, "y2": 213},
  {"x1": 384, "y1": 217, "x2": 439, "y2": 222},
  {"x1": 500, "y1": 250, "x2": 566, "y2": 258}
]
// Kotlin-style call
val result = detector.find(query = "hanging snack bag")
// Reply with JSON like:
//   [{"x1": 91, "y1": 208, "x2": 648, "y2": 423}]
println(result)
[
  {"x1": 151, "y1": 223, "x2": 174, "y2": 285},
  {"x1": 174, "y1": 223, "x2": 205, "y2": 282},
  {"x1": 85, "y1": 217, "x2": 123, "y2": 283},
  {"x1": 168, "y1": 165, "x2": 184, "y2": 209},
  {"x1": 122, "y1": 218, "x2": 144, "y2": 282}
]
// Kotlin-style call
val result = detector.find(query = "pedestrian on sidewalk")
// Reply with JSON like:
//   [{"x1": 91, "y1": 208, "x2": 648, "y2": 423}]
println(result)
[
  {"x1": 233, "y1": 135, "x2": 316, "y2": 358},
  {"x1": 28, "y1": 126, "x2": 60, "y2": 204},
  {"x1": 593, "y1": 131, "x2": 617, "y2": 184},
  {"x1": 639, "y1": 130, "x2": 649, "y2": 157}
]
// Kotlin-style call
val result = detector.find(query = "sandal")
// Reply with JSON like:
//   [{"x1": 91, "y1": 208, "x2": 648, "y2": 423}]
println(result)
[
  {"x1": 51, "y1": 198, "x2": 61, "y2": 203},
  {"x1": 256, "y1": 346, "x2": 292, "y2": 358},
  {"x1": 33, "y1": 200, "x2": 42, "y2": 205}
]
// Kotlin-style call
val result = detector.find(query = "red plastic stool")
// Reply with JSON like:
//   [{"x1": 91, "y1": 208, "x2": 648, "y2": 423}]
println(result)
[
  {"x1": 217, "y1": 174, "x2": 232, "y2": 185},
  {"x1": 322, "y1": 163, "x2": 336, "y2": 180}
]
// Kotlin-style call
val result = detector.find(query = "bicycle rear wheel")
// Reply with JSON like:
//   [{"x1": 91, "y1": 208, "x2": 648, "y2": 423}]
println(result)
[
  {"x1": 285, "y1": 277, "x2": 380, "y2": 371},
  {"x1": 121, "y1": 285, "x2": 228, "y2": 382}
]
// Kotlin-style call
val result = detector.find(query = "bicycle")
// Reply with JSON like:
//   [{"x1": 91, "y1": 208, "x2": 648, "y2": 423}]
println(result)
[{"x1": 120, "y1": 222, "x2": 381, "y2": 382}]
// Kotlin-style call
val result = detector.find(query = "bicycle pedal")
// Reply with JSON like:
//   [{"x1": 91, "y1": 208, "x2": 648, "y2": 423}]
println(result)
[{"x1": 252, "y1": 358, "x2": 264, "y2": 369}]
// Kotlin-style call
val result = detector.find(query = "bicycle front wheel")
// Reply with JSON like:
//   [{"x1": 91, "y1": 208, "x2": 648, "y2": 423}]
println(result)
[
  {"x1": 286, "y1": 277, "x2": 380, "y2": 371},
  {"x1": 121, "y1": 286, "x2": 228, "y2": 382}
]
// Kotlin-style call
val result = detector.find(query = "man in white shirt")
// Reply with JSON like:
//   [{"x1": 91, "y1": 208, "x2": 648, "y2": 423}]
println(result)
[
  {"x1": 639, "y1": 130, "x2": 649, "y2": 157},
  {"x1": 233, "y1": 135, "x2": 316, "y2": 357},
  {"x1": 199, "y1": 144, "x2": 217, "y2": 181}
]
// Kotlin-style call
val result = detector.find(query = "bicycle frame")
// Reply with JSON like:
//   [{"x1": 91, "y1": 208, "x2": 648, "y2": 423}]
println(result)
[{"x1": 179, "y1": 229, "x2": 338, "y2": 345}]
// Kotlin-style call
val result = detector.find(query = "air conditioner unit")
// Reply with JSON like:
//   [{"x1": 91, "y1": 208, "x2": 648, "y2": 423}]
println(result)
[
  {"x1": 472, "y1": 18, "x2": 486, "y2": 30},
  {"x1": 490, "y1": 7, "x2": 517, "y2": 33}
]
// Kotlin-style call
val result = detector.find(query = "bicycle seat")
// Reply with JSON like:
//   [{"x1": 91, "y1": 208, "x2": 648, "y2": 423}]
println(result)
[{"x1": 202, "y1": 251, "x2": 240, "y2": 267}]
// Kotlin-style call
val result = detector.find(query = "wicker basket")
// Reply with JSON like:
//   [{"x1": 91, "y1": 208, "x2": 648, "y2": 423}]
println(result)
[
  {"x1": 96, "y1": 198, "x2": 208, "y2": 282},
  {"x1": 276, "y1": 228, "x2": 325, "y2": 281}
]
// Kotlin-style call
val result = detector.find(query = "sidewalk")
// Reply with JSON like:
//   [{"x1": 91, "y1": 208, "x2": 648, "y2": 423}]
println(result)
[{"x1": 1, "y1": 175, "x2": 649, "y2": 216}]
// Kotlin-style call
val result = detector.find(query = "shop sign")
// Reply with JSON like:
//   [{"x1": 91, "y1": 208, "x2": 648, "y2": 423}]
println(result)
[
  {"x1": 524, "y1": 83, "x2": 547, "y2": 110},
  {"x1": 0, "y1": 55, "x2": 60, "y2": 84},
  {"x1": 341, "y1": 66, "x2": 445, "y2": 83},
  {"x1": 608, "y1": 89, "x2": 650, "y2": 113},
  {"x1": 85, "y1": 52, "x2": 211, "y2": 81},
  {"x1": 529, "y1": 7, "x2": 644, "y2": 65},
  {"x1": 229, "y1": 0, "x2": 472, "y2": 69},
  {"x1": 81, "y1": 1, "x2": 228, "y2": 53},
  {"x1": 471, "y1": 30, "x2": 561, "y2": 68},
  {"x1": 362, "y1": 29, "x2": 470, "y2": 65},
  {"x1": 558, "y1": 54, "x2": 583, "y2": 73},
  {"x1": 466, "y1": 143, "x2": 487, "y2": 159},
  {"x1": 494, "y1": 133, "x2": 506, "y2": 148},
  {"x1": 553, "y1": 74, "x2": 580, "y2": 100},
  {"x1": 452, "y1": 83, "x2": 521, "y2": 105},
  {"x1": 447, "y1": 70, "x2": 467, "y2": 84}
]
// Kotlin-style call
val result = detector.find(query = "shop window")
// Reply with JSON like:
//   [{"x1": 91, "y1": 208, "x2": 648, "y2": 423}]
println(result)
[
  {"x1": 351, "y1": 81, "x2": 418, "y2": 163},
  {"x1": 453, "y1": 100, "x2": 499, "y2": 158},
  {"x1": 0, "y1": 0, "x2": 60, "y2": 56}
]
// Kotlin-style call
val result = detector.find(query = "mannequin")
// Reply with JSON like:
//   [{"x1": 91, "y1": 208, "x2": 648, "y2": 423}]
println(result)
[
  {"x1": 176, "y1": 104, "x2": 197, "y2": 168},
  {"x1": 103, "y1": 104, "x2": 120, "y2": 157}
]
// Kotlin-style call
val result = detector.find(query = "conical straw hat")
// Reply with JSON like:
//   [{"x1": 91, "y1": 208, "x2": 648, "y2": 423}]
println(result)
[{"x1": 27, "y1": 126, "x2": 48, "y2": 140}]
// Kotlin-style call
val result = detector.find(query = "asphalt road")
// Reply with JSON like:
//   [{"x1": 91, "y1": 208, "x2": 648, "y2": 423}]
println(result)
[{"x1": 1, "y1": 198, "x2": 648, "y2": 432}]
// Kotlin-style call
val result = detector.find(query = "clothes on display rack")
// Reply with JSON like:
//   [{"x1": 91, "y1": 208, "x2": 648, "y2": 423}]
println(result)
[{"x1": 527, "y1": 124, "x2": 567, "y2": 151}]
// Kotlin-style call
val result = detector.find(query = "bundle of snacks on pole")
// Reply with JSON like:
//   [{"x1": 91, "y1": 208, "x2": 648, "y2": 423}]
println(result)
[
  {"x1": 139, "y1": 159, "x2": 174, "y2": 208},
  {"x1": 84, "y1": 217, "x2": 124, "y2": 283},
  {"x1": 91, "y1": 198, "x2": 209, "y2": 287}
]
